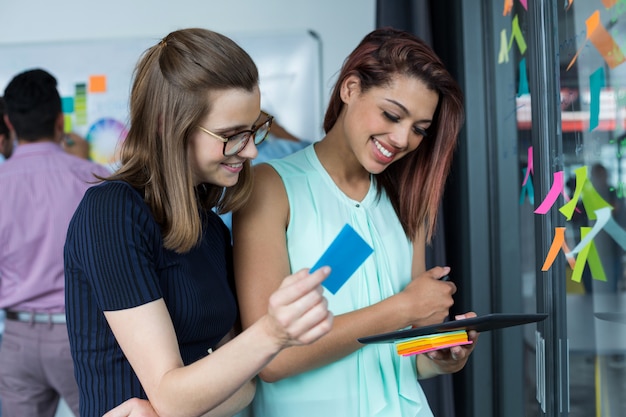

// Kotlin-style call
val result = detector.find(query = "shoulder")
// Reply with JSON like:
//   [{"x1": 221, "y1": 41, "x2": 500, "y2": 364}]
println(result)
[
  {"x1": 85, "y1": 179, "x2": 130, "y2": 194},
  {"x1": 265, "y1": 145, "x2": 312, "y2": 173},
  {"x1": 81, "y1": 181, "x2": 145, "y2": 210},
  {"x1": 253, "y1": 162, "x2": 282, "y2": 182},
  {"x1": 248, "y1": 163, "x2": 287, "y2": 206},
  {"x1": 86, "y1": 160, "x2": 112, "y2": 177},
  {"x1": 71, "y1": 181, "x2": 159, "y2": 242},
  {"x1": 67, "y1": 155, "x2": 111, "y2": 175},
  {"x1": 263, "y1": 146, "x2": 319, "y2": 189},
  {"x1": 235, "y1": 162, "x2": 289, "y2": 225}
]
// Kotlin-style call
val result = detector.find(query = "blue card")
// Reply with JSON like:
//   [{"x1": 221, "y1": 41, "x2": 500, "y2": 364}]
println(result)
[{"x1": 310, "y1": 224, "x2": 374, "y2": 294}]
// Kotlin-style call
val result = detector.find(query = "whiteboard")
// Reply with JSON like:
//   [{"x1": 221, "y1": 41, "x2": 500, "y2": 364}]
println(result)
[{"x1": 0, "y1": 31, "x2": 323, "y2": 167}]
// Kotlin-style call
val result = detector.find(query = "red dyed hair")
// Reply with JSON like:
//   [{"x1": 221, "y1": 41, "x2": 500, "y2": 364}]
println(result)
[{"x1": 324, "y1": 27, "x2": 464, "y2": 242}]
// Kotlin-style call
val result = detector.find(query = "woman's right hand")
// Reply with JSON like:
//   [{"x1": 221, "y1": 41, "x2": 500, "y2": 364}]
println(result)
[
  {"x1": 102, "y1": 398, "x2": 158, "y2": 417},
  {"x1": 263, "y1": 267, "x2": 334, "y2": 348},
  {"x1": 398, "y1": 266, "x2": 457, "y2": 328}
]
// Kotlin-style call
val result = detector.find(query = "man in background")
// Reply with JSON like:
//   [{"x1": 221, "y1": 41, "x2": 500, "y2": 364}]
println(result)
[
  {"x1": 0, "y1": 97, "x2": 10, "y2": 417},
  {"x1": 2, "y1": 95, "x2": 91, "y2": 164},
  {"x1": 0, "y1": 69, "x2": 110, "y2": 417},
  {"x1": 0, "y1": 97, "x2": 14, "y2": 162},
  {"x1": 0, "y1": 97, "x2": 12, "y2": 416}
]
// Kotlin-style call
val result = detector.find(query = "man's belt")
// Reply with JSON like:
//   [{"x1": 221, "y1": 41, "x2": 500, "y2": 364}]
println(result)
[{"x1": 5, "y1": 310, "x2": 66, "y2": 324}]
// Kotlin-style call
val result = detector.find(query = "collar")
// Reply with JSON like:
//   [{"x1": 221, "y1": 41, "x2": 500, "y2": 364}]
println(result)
[{"x1": 11, "y1": 141, "x2": 64, "y2": 158}]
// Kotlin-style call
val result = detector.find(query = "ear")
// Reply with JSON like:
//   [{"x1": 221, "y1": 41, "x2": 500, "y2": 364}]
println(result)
[
  {"x1": 3, "y1": 114, "x2": 14, "y2": 132},
  {"x1": 55, "y1": 112, "x2": 65, "y2": 134},
  {"x1": 339, "y1": 74, "x2": 361, "y2": 104}
]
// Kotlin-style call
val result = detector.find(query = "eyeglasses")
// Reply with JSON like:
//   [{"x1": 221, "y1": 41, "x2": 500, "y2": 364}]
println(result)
[{"x1": 197, "y1": 112, "x2": 273, "y2": 156}]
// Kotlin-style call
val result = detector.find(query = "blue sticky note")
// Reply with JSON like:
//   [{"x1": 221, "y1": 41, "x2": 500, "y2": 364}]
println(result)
[
  {"x1": 61, "y1": 96, "x2": 74, "y2": 113},
  {"x1": 310, "y1": 224, "x2": 374, "y2": 294},
  {"x1": 589, "y1": 67, "x2": 605, "y2": 132}
]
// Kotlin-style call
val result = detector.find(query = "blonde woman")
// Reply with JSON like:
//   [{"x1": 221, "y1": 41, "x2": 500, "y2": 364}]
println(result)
[{"x1": 64, "y1": 28, "x2": 332, "y2": 417}]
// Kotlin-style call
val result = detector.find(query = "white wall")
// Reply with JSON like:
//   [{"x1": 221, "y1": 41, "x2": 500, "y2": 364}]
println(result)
[{"x1": 0, "y1": 0, "x2": 376, "y2": 139}]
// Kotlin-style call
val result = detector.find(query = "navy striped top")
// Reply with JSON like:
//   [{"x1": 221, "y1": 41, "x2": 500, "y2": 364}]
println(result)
[{"x1": 64, "y1": 181, "x2": 237, "y2": 417}]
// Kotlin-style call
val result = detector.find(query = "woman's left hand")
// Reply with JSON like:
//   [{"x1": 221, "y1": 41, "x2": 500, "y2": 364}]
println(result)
[{"x1": 420, "y1": 312, "x2": 479, "y2": 375}]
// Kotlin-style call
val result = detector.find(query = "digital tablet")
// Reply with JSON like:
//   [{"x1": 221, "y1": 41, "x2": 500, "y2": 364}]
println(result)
[{"x1": 358, "y1": 313, "x2": 548, "y2": 344}]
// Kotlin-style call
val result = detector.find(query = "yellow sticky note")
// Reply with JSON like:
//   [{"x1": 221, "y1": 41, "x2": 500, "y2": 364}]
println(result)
[{"x1": 63, "y1": 114, "x2": 73, "y2": 134}]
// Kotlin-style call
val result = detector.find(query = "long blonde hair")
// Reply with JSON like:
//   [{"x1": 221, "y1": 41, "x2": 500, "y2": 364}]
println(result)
[{"x1": 106, "y1": 28, "x2": 259, "y2": 253}]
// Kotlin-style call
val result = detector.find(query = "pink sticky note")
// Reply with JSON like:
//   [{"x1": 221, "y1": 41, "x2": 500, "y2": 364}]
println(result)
[{"x1": 534, "y1": 171, "x2": 564, "y2": 214}]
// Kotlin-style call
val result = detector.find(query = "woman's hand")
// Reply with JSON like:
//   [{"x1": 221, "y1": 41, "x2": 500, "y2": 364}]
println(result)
[
  {"x1": 263, "y1": 266, "x2": 334, "y2": 349},
  {"x1": 417, "y1": 312, "x2": 479, "y2": 377},
  {"x1": 61, "y1": 132, "x2": 91, "y2": 159},
  {"x1": 396, "y1": 266, "x2": 457, "y2": 328},
  {"x1": 102, "y1": 398, "x2": 158, "y2": 417}
]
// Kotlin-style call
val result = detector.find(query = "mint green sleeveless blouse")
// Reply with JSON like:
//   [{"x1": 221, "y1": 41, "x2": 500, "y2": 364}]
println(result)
[{"x1": 251, "y1": 145, "x2": 433, "y2": 417}]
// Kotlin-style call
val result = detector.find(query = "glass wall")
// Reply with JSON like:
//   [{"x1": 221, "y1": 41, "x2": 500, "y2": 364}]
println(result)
[
  {"x1": 433, "y1": 1, "x2": 626, "y2": 415},
  {"x1": 512, "y1": 1, "x2": 626, "y2": 416}
]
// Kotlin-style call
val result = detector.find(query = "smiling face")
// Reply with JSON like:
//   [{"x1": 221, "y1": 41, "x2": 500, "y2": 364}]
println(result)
[
  {"x1": 340, "y1": 73, "x2": 439, "y2": 174},
  {"x1": 188, "y1": 86, "x2": 261, "y2": 187}
]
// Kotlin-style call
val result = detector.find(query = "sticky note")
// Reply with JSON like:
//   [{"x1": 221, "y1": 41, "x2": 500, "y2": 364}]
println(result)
[
  {"x1": 61, "y1": 96, "x2": 74, "y2": 113},
  {"x1": 589, "y1": 67, "x2": 605, "y2": 132},
  {"x1": 89, "y1": 75, "x2": 107, "y2": 93},
  {"x1": 534, "y1": 171, "x2": 564, "y2": 214},
  {"x1": 310, "y1": 224, "x2": 373, "y2": 294},
  {"x1": 74, "y1": 83, "x2": 88, "y2": 126},
  {"x1": 567, "y1": 11, "x2": 626, "y2": 71},
  {"x1": 517, "y1": 58, "x2": 529, "y2": 97},
  {"x1": 395, "y1": 330, "x2": 472, "y2": 357},
  {"x1": 63, "y1": 114, "x2": 73, "y2": 134}
]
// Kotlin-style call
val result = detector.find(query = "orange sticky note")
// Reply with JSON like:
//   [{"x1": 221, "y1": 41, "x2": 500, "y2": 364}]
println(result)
[
  {"x1": 587, "y1": 12, "x2": 625, "y2": 69},
  {"x1": 568, "y1": 10, "x2": 625, "y2": 71},
  {"x1": 503, "y1": 0, "x2": 513, "y2": 16},
  {"x1": 89, "y1": 75, "x2": 107, "y2": 93},
  {"x1": 542, "y1": 227, "x2": 575, "y2": 271},
  {"x1": 586, "y1": 10, "x2": 600, "y2": 34}
]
